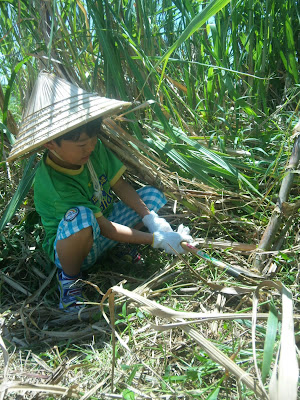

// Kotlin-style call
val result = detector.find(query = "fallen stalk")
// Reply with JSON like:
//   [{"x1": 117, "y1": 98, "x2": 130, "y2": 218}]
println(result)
[
  {"x1": 194, "y1": 238, "x2": 256, "y2": 252},
  {"x1": 180, "y1": 242, "x2": 262, "y2": 279}
]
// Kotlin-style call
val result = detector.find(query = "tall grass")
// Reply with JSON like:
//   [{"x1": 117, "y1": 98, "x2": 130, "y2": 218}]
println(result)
[
  {"x1": 1, "y1": 1, "x2": 299, "y2": 235},
  {"x1": 0, "y1": 2, "x2": 299, "y2": 398},
  {"x1": 1, "y1": 0, "x2": 299, "y2": 230}
]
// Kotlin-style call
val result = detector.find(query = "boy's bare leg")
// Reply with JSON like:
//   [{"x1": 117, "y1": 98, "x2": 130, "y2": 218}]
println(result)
[{"x1": 56, "y1": 226, "x2": 93, "y2": 276}]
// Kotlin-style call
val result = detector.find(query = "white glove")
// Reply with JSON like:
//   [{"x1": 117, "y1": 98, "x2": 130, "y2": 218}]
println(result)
[
  {"x1": 142, "y1": 210, "x2": 173, "y2": 233},
  {"x1": 152, "y1": 224, "x2": 193, "y2": 255}
]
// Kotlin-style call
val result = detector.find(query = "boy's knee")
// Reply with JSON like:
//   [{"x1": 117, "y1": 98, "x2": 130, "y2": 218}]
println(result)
[
  {"x1": 151, "y1": 187, "x2": 165, "y2": 200},
  {"x1": 137, "y1": 186, "x2": 167, "y2": 211},
  {"x1": 54, "y1": 207, "x2": 99, "y2": 270},
  {"x1": 58, "y1": 226, "x2": 94, "y2": 264},
  {"x1": 138, "y1": 186, "x2": 163, "y2": 198}
]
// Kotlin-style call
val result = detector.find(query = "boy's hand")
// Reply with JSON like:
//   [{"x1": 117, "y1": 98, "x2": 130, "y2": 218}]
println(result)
[
  {"x1": 142, "y1": 210, "x2": 173, "y2": 233},
  {"x1": 152, "y1": 224, "x2": 193, "y2": 254}
]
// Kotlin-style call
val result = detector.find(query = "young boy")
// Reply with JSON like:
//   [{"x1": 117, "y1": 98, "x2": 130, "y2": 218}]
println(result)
[
  {"x1": 34, "y1": 119, "x2": 192, "y2": 311},
  {"x1": 8, "y1": 72, "x2": 192, "y2": 312}
]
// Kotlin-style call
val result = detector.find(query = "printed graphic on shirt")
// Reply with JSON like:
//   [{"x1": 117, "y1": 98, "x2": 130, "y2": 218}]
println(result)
[
  {"x1": 89, "y1": 174, "x2": 114, "y2": 212},
  {"x1": 99, "y1": 188, "x2": 114, "y2": 212},
  {"x1": 99, "y1": 175, "x2": 108, "y2": 186},
  {"x1": 64, "y1": 207, "x2": 79, "y2": 221}
]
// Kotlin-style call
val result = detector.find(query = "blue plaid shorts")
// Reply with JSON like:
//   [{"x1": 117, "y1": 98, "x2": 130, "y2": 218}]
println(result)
[{"x1": 54, "y1": 186, "x2": 167, "y2": 270}]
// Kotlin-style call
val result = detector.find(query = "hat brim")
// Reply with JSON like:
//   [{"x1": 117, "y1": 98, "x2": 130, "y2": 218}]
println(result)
[{"x1": 7, "y1": 72, "x2": 131, "y2": 162}]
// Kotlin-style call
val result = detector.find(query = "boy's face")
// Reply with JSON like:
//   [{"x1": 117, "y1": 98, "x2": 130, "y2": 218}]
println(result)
[{"x1": 44, "y1": 131, "x2": 97, "y2": 169}]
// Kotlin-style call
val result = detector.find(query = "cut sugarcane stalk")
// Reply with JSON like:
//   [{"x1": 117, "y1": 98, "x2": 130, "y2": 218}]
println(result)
[{"x1": 180, "y1": 242, "x2": 262, "y2": 279}]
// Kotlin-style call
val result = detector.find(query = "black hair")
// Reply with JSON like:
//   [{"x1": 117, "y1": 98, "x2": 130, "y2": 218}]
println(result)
[{"x1": 54, "y1": 117, "x2": 102, "y2": 146}]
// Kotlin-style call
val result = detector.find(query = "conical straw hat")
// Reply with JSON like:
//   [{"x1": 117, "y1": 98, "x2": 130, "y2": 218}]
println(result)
[{"x1": 7, "y1": 71, "x2": 132, "y2": 161}]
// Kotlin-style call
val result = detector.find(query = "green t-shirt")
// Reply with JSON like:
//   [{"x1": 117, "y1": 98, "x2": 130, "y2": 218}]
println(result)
[{"x1": 34, "y1": 139, "x2": 126, "y2": 261}]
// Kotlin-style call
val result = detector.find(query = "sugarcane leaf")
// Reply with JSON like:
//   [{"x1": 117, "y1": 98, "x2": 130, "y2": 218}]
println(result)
[
  {"x1": 285, "y1": 17, "x2": 298, "y2": 83},
  {"x1": 0, "y1": 155, "x2": 39, "y2": 232},
  {"x1": 2, "y1": 57, "x2": 32, "y2": 125},
  {"x1": 206, "y1": 386, "x2": 220, "y2": 399},
  {"x1": 155, "y1": 0, "x2": 231, "y2": 90},
  {"x1": 0, "y1": 122, "x2": 15, "y2": 146},
  {"x1": 261, "y1": 302, "x2": 278, "y2": 383},
  {"x1": 145, "y1": 137, "x2": 223, "y2": 188},
  {"x1": 168, "y1": 126, "x2": 261, "y2": 195}
]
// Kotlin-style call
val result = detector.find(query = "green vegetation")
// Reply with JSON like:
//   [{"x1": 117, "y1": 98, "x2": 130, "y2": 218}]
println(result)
[{"x1": 0, "y1": 0, "x2": 299, "y2": 399}]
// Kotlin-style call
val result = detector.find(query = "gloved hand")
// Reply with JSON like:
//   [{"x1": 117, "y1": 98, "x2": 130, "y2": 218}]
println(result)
[
  {"x1": 152, "y1": 224, "x2": 193, "y2": 254},
  {"x1": 142, "y1": 210, "x2": 173, "y2": 233}
]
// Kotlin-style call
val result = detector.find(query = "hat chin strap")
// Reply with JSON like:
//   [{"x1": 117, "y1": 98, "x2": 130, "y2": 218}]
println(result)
[
  {"x1": 87, "y1": 159, "x2": 103, "y2": 204},
  {"x1": 50, "y1": 149, "x2": 65, "y2": 161},
  {"x1": 50, "y1": 150, "x2": 103, "y2": 204}
]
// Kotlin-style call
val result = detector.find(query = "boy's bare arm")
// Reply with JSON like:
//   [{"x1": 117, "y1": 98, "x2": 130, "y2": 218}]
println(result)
[
  {"x1": 111, "y1": 176, "x2": 151, "y2": 218},
  {"x1": 96, "y1": 215, "x2": 153, "y2": 244},
  {"x1": 97, "y1": 178, "x2": 193, "y2": 251}
]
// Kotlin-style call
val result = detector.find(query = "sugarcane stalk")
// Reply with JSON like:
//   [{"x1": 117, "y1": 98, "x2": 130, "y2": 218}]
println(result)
[
  {"x1": 181, "y1": 242, "x2": 262, "y2": 279},
  {"x1": 194, "y1": 238, "x2": 256, "y2": 252},
  {"x1": 253, "y1": 120, "x2": 300, "y2": 271}
]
